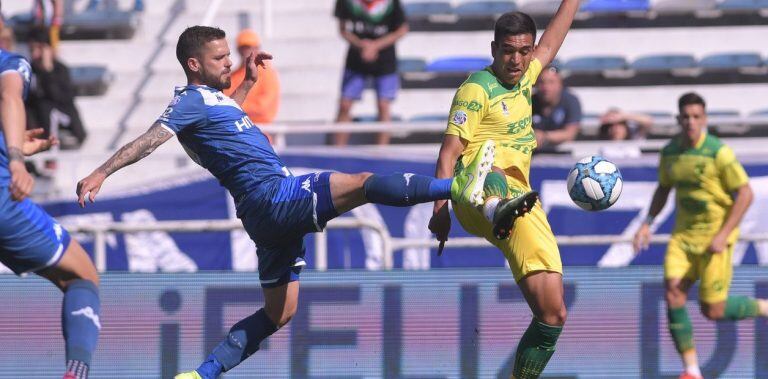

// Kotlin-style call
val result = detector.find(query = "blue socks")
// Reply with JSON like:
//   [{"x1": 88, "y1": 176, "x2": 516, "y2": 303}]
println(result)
[
  {"x1": 62, "y1": 280, "x2": 100, "y2": 369},
  {"x1": 197, "y1": 308, "x2": 278, "y2": 377},
  {"x1": 363, "y1": 173, "x2": 451, "y2": 206}
]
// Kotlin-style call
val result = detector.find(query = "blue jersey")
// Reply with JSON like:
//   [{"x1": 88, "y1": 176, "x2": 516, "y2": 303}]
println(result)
[
  {"x1": 0, "y1": 49, "x2": 32, "y2": 185},
  {"x1": 157, "y1": 85, "x2": 288, "y2": 206}
]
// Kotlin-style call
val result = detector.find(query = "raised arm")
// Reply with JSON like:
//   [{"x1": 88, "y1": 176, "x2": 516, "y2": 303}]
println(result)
[
  {"x1": 1, "y1": 71, "x2": 34, "y2": 201},
  {"x1": 230, "y1": 52, "x2": 273, "y2": 106},
  {"x1": 76, "y1": 122, "x2": 172, "y2": 207},
  {"x1": 532, "y1": 0, "x2": 580, "y2": 67}
]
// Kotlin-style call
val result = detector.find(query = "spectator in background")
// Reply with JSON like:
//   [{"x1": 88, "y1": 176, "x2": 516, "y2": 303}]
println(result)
[
  {"x1": 25, "y1": 26, "x2": 86, "y2": 149},
  {"x1": 32, "y1": 0, "x2": 63, "y2": 50},
  {"x1": 532, "y1": 66, "x2": 581, "y2": 151},
  {"x1": 0, "y1": 24, "x2": 14, "y2": 50},
  {"x1": 333, "y1": 0, "x2": 409, "y2": 146},
  {"x1": 598, "y1": 108, "x2": 653, "y2": 140},
  {"x1": 598, "y1": 109, "x2": 654, "y2": 159},
  {"x1": 223, "y1": 29, "x2": 280, "y2": 130}
]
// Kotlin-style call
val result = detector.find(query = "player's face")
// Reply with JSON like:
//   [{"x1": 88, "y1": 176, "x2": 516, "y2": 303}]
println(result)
[
  {"x1": 491, "y1": 33, "x2": 534, "y2": 86},
  {"x1": 536, "y1": 68, "x2": 562, "y2": 104},
  {"x1": 677, "y1": 104, "x2": 707, "y2": 145},
  {"x1": 195, "y1": 39, "x2": 233, "y2": 90}
]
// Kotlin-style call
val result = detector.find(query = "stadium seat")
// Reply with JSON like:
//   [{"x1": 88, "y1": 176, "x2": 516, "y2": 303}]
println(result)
[
  {"x1": 425, "y1": 56, "x2": 492, "y2": 72},
  {"x1": 398, "y1": 58, "x2": 428, "y2": 73},
  {"x1": 699, "y1": 52, "x2": 763, "y2": 70},
  {"x1": 454, "y1": 1, "x2": 517, "y2": 16},
  {"x1": 563, "y1": 55, "x2": 628, "y2": 73},
  {"x1": 708, "y1": 109, "x2": 741, "y2": 117},
  {"x1": 580, "y1": 0, "x2": 649, "y2": 13},
  {"x1": 717, "y1": 0, "x2": 768, "y2": 11},
  {"x1": 403, "y1": 1, "x2": 453, "y2": 17},
  {"x1": 630, "y1": 54, "x2": 697, "y2": 71},
  {"x1": 70, "y1": 65, "x2": 112, "y2": 96},
  {"x1": 8, "y1": 4, "x2": 140, "y2": 40},
  {"x1": 409, "y1": 114, "x2": 446, "y2": 122},
  {"x1": 517, "y1": 0, "x2": 561, "y2": 16},
  {"x1": 651, "y1": 0, "x2": 717, "y2": 13},
  {"x1": 751, "y1": 108, "x2": 768, "y2": 116}
]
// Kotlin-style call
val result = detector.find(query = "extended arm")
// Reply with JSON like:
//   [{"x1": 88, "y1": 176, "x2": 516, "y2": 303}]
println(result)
[
  {"x1": 532, "y1": 0, "x2": 580, "y2": 67},
  {"x1": 76, "y1": 122, "x2": 172, "y2": 207}
]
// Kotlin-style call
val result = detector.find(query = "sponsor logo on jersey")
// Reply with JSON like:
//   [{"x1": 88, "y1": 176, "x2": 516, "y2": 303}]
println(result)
[
  {"x1": 506, "y1": 116, "x2": 531, "y2": 134},
  {"x1": 451, "y1": 110, "x2": 468, "y2": 126},
  {"x1": 452, "y1": 99, "x2": 482, "y2": 112}
]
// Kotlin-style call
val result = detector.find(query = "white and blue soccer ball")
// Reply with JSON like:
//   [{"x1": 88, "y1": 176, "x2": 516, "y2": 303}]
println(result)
[{"x1": 566, "y1": 155, "x2": 623, "y2": 211}]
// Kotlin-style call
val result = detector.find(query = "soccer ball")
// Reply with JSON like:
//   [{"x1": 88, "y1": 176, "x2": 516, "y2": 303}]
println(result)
[{"x1": 566, "y1": 155, "x2": 623, "y2": 211}]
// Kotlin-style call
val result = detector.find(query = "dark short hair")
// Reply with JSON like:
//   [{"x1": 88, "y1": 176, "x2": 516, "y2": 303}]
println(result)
[
  {"x1": 27, "y1": 26, "x2": 51, "y2": 45},
  {"x1": 678, "y1": 92, "x2": 706, "y2": 112},
  {"x1": 494, "y1": 12, "x2": 537, "y2": 43},
  {"x1": 176, "y1": 26, "x2": 226, "y2": 73}
]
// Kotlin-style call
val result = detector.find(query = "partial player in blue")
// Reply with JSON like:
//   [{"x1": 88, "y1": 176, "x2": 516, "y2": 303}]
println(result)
[
  {"x1": 75, "y1": 26, "x2": 494, "y2": 379},
  {"x1": 0, "y1": 14, "x2": 101, "y2": 379}
]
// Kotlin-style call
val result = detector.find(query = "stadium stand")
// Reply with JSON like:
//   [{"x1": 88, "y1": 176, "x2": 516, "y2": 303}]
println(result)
[{"x1": 7, "y1": 0, "x2": 140, "y2": 40}]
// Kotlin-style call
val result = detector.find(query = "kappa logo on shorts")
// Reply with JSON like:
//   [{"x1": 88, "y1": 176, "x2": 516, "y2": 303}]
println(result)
[
  {"x1": 403, "y1": 173, "x2": 414, "y2": 186},
  {"x1": 301, "y1": 177, "x2": 311, "y2": 193}
]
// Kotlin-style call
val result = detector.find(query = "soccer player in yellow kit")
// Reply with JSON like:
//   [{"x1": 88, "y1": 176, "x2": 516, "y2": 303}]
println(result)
[
  {"x1": 429, "y1": 2, "x2": 579, "y2": 378},
  {"x1": 633, "y1": 92, "x2": 768, "y2": 379}
]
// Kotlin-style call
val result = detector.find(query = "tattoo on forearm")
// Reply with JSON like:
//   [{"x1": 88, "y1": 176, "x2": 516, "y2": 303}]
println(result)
[
  {"x1": 99, "y1": 124, "x2": 171, "y2": 176},
  {"x1": 7, "y1": 147, "x2": 24, "y2": 162}
]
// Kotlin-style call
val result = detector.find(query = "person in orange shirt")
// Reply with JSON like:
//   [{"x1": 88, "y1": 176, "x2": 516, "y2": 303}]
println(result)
[{"x1": 224, "y1": 29, "x2": 280, "y2": 128}]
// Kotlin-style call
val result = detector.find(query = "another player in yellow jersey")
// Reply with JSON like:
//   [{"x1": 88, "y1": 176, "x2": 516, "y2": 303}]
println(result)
[
  {"x1": 429, "y1": 3, "x2": 578, "y2": 378},
  {"x1": 633, "y1": 92, "x2": 768, "y2": 379}
]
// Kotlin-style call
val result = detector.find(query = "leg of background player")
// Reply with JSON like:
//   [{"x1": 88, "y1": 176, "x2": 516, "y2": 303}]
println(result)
[
  {"x1": 38, "y1": 240, "x2": 101, "y2": 379},
  {"x1": 191, "y1": 281, "x2": 299, "y2": 379},
  {"x1": 666, "y1": 278, "x2": 702, "y2": 379},
  {"x1": 512, "y1": 271, "x2": 566, "y2": 379}
]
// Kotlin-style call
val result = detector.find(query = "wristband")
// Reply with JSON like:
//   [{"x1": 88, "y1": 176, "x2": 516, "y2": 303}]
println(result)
[{"x1": 644, "y1": 215, "x2": 655, "y2": 225}]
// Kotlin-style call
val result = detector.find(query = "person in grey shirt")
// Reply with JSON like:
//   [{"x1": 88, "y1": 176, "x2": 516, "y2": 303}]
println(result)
[{"x1": 532, "y1": 66, "x2": 581, "y2": 151}]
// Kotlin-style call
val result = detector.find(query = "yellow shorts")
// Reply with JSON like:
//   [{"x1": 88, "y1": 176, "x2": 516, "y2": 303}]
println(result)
[
  {"x1": 453, "y1": 199, "x2": 562, "y2": 282},
  {"x1": 664, "y1": 235, "x2": 733, "y2": 304}
]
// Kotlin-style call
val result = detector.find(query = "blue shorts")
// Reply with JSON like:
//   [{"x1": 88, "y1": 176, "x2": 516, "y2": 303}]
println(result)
[
  {"x1": 0, "y1": 187, "x2": 71, "y2": 275},
  {"x1": 240, "y1": 172, "x2": 338, "y2": 288},
  {"x1": 341, "y1": 69, "x2": 400, "y2": 101}
]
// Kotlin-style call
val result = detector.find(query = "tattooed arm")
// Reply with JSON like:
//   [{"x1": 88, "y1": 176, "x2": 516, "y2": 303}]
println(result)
[
  {"x1": 1, "y1": 71, "x2": 34, "y2": 201},
  {"x1": 76, "y1": 122, "x2": 172, "y2": 207}
]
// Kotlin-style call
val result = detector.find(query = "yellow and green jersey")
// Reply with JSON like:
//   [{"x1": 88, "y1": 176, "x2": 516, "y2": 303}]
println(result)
[
  {"x1": 659, "y1": 132, "x2": 749, "y2": 252},
  {"x1": 445, "y1": 59, "x2": 543, "y2": 190}
]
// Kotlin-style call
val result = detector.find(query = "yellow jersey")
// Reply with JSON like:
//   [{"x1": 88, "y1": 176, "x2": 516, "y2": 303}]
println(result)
[
  {"x1": 445, "y1": 59, "x2": 543, "y2": 190},
  {"x1": 659, "y1": 132, "x2": 749, "y2": 252}
]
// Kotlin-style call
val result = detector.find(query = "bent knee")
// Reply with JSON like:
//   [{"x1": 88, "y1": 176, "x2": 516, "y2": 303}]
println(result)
[
  {"x1": 700, "y1": 303, "x2": 725, "y2": 321},
  {"x1": 539, "y1": 306, "x2": 567, "y2": 326},
  {"x1": 266, "y1": 307, "x2": 297, "y2": 328}
]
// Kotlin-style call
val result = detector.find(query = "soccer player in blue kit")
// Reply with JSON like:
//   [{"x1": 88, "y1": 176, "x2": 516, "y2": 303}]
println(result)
[
  {"x1": 75, "y1": 26, "x2": 515, "y2": 378},
  {"x1": 0, "y1": 3, "x2": 101, "y2": 378}
]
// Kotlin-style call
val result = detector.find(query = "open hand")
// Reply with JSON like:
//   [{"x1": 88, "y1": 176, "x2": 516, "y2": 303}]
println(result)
[
  {"x1": 244, "y1": 51, "x2": 273, "y2": 83},
  {"x1": 22, "y1": 128, "x2": 58, "y2": 156}
]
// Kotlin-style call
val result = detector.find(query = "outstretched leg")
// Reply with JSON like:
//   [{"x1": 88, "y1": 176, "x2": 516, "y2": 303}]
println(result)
[
  {"x1": 38, "y1": 239, "x2": 101, "y2": 379},
  {"x1": 331, "y1": 140, "x2": 496, "y2": 214},
  {"x1": 512, "y1": 271, "x2": 566, "y2": 379}
]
